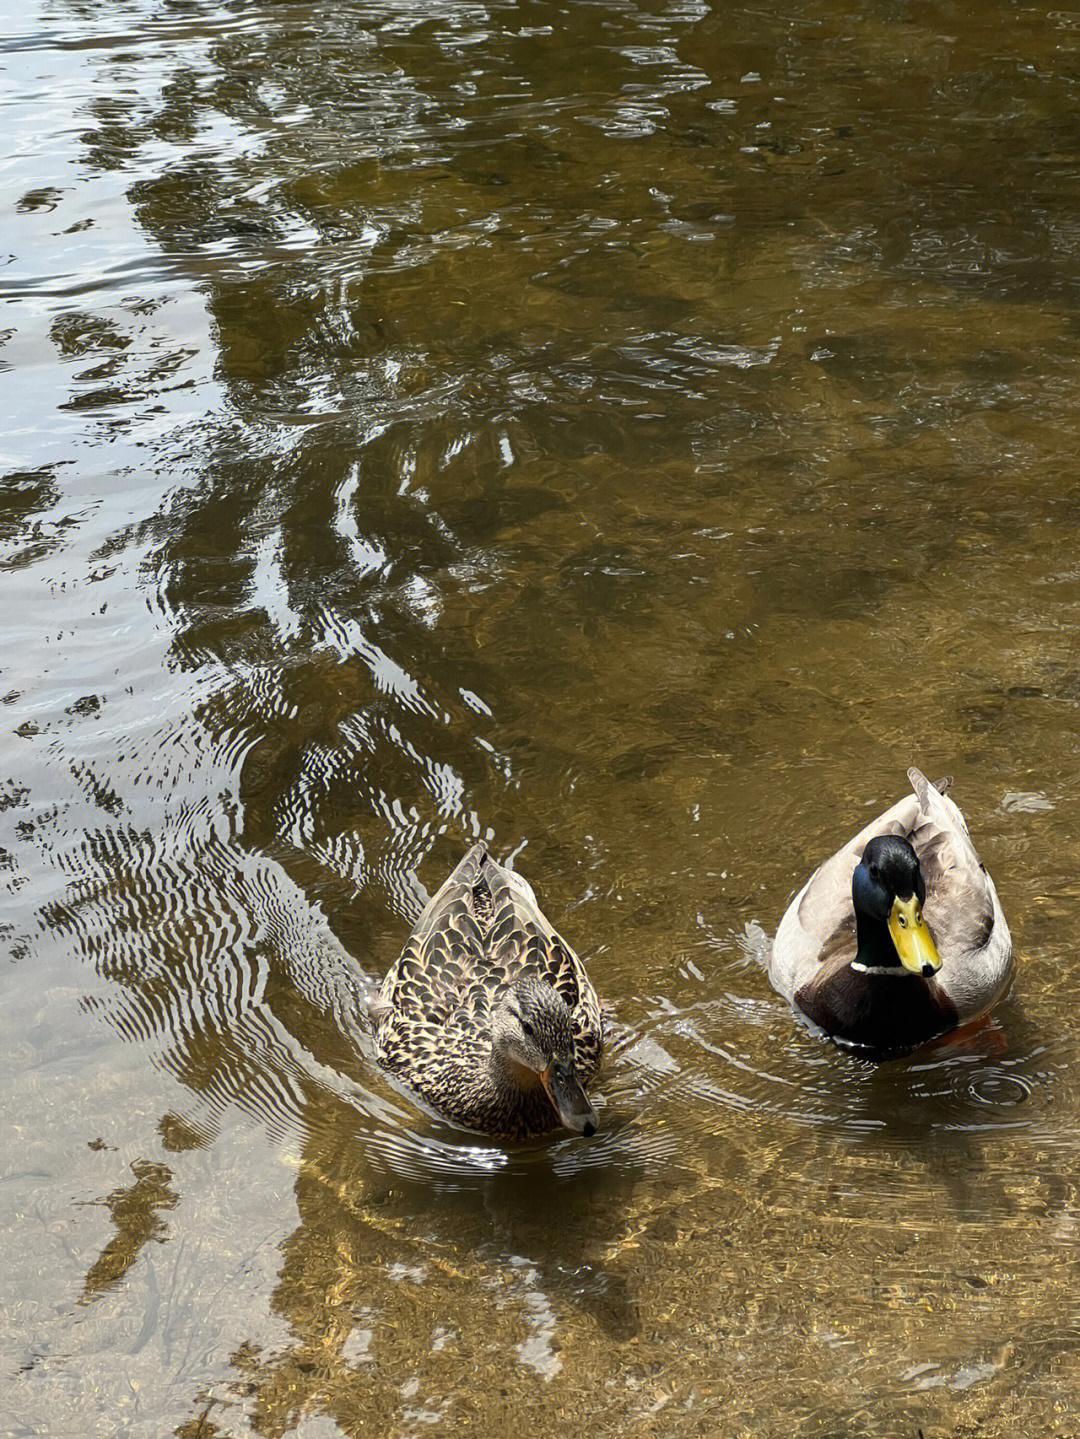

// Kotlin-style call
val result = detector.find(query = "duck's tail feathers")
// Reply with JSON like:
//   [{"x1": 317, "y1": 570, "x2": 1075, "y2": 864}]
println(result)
[{"x1": 908, "y1": 767, "x2": 955, "y2": 805}]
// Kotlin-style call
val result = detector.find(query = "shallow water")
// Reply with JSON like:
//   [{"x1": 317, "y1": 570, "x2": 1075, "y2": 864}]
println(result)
[{"x1": 3, "y1": 1, "x2": 1080, "y2": 1435}]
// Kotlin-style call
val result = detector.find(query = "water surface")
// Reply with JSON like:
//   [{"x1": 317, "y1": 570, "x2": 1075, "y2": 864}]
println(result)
[{"x1": 4, "y1": 2, "x2": 1080, "y2": 1435}]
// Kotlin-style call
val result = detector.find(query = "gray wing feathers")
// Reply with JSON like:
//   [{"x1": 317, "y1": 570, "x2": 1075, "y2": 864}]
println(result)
[
  {"x1": 772, "y1": 770, "x2": 1009, "y2": 1008},
  {"x1": 906, "y1": 767, "x2": 995, "y2": 959},
  {"x1": 792, "y1": 790, "x2": 921, "y2": 954}
]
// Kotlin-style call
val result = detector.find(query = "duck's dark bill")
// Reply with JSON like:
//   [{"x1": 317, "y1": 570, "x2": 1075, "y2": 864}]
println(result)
[{"x1": 541, "y1": 1061, "x2": 599, "y2": 1137}]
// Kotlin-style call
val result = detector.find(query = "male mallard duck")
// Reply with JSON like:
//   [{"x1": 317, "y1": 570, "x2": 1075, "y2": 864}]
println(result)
[
  {"x1": 769, "y1": 768, "x2": 1012, "y2": 1053},
  {"x1": 371, "y1": 844, "x2": 604, "y2": 1140}
]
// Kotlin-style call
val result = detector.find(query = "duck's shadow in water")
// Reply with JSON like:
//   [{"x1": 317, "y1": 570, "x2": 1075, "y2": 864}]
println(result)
[
  {"x1": 270, "y1": 1082, "x2": 664, "y2": 1357},
  {"x1": 811, "y1": 991, "x2": 1062, "y2": 1219}
]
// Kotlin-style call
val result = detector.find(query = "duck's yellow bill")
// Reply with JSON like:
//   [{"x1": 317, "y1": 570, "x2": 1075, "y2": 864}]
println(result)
[{"x1": 888, "y1": 895, "x2": 942, "y2": 977}]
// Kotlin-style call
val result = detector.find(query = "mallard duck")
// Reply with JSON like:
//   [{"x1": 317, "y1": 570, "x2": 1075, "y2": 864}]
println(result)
[
  {"x1": 769, "y1": 768, "x2": 1012, "y2": 1053},
  {"x1": 370, "y1": 844, "x2": 604, "y2": 1140}
]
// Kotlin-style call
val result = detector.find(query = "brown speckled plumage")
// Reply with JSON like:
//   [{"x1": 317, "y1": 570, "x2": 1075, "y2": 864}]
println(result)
[{"x1": 373, "y1": 845, "x2": 604, "y2": 1140}]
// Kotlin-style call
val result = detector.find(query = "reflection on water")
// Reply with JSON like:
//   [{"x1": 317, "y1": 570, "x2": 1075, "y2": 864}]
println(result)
[
  {"x1": 4, "y1": 0, "x2": 1080, "y2": 1434},
  {"x1": 79, "y1": 1158, "x2": 178, "y2": 1305}
]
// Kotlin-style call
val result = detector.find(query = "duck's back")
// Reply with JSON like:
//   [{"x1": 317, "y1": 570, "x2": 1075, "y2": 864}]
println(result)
[
  {"x1": 375, "y1": 846, "x2": 604, "y2": 1118},
  {"x1": 770, "y1": 770, "x2": 1010, "y2": 1022}
]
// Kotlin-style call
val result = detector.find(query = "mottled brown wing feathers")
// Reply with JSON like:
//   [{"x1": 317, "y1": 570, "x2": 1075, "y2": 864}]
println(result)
[{"x1": 378, "y1": 845, "x2": 603, "y2": 1077}]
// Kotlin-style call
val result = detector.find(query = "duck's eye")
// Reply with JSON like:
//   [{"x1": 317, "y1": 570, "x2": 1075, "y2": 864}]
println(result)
[
  {"x1": 868, "y1": 865, "x2": 878, "y2": 882},
  {"x1": 521, "y1": 1021, "x2": 535, "y2": 1040}
]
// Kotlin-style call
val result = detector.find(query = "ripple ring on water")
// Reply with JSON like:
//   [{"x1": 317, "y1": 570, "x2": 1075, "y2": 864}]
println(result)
[{"x1": 968, "y1": 1072, "x2": 1033, "y2": 1108}]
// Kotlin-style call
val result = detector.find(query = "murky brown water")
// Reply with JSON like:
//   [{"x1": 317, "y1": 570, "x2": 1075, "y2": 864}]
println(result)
[{"x1": 4, "y1": 1, "x2": 1080, "y2": 1435}]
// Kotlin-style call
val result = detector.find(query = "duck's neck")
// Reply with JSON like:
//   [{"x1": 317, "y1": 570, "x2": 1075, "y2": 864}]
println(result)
[
  {"x1": 479, "y1": 1045, "x2": 556, "y2": 1139},
  {"x1": 852, "y1": 910, "x2": 904, "y2": 976},
  {"x1": 487, "y1": 1045, "x2": 542, "y2": 1096}
]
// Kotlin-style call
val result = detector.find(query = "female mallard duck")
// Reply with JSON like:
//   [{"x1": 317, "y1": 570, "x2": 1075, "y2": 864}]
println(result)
[
  {"x1": 370, "y1": 844, "x2": 604, "y2": 1140},
  {"x1": 769, "y1": 768, "x2": 1012, "y2": 1053}
]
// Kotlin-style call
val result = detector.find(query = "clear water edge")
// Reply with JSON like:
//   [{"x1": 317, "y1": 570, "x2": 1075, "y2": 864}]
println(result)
[{"x1": 3, "y1": 2, "x2": 1080, "y2": 1436}]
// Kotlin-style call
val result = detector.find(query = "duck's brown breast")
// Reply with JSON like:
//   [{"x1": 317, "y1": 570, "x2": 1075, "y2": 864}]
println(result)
[{"x1": 795, "y1": 965, "x2": 959, "y2": 1053}]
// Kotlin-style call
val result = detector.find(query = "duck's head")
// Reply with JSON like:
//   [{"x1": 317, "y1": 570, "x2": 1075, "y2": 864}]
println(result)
[
  {"x1": 492, "y1": 977, "x2": 598, "y2": 1136},
  {"x1": 852, "y1": 835, "x2": 942, "y2": 978}
]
